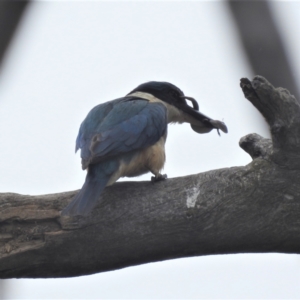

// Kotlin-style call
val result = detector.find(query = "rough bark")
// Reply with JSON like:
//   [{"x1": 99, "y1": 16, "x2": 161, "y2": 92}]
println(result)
[{"x1": 1, "y1": 76, "x2": 300, "y2": 279}]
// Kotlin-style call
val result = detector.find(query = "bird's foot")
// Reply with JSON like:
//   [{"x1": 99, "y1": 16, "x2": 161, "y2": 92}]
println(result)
[{"x1": 151, "y1": 173, "x2": 167, "y2": 182}]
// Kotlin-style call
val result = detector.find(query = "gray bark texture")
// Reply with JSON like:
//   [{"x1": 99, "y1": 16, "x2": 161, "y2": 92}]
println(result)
[{"x1": 1, "y1": 76, "x2": 300, "y2": 279}]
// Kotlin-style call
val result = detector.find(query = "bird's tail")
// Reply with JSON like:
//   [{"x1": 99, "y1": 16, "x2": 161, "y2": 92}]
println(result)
[{"x1": 61, "y1": 163, "x2": 116, "y2": 217}]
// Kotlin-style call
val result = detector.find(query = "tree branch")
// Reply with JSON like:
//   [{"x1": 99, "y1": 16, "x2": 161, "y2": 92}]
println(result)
[{"x1": 1, "y1": 76, "x2": 300, "y2": 278}]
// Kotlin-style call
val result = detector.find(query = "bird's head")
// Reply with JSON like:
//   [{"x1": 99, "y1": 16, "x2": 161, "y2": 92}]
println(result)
[{"x1": 128, "y1": 81, "x2": 228, "y2": 135}]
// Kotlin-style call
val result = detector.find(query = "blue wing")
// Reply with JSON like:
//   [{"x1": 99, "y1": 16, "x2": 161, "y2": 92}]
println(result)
[{"x1": 76, "y1": 97, "x2": 168, "y2": 169}]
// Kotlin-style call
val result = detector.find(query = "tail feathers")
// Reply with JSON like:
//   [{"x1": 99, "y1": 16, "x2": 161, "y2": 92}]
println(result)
[{"x1": 61, "y1": 176, "x2": 110, "y2": 217}]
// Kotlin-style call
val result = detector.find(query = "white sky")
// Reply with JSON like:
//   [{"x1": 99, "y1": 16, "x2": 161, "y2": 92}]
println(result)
[{"x1": 1, "y1": 1, "x2": 300, "y2": 299}]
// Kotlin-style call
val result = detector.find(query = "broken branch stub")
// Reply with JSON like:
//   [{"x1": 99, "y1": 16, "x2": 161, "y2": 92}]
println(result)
[{"x1": 240, "y1": 76, "x2": 300, "y2": 168}]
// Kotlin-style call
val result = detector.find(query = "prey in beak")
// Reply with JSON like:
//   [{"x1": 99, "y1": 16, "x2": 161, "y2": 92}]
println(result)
[{"x1": 179, "y1": 95, "x2": 228, "y2": 136}]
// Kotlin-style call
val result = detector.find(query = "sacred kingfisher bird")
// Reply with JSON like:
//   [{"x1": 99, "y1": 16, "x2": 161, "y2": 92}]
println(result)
[{"x1": 62, "y1": 81, "x2": 227, "y2": 216}]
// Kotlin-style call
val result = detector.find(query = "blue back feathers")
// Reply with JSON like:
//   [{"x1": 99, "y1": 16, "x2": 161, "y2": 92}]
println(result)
[{"x1": 76, "y1": 96, "x2": 167, "y2": 169}]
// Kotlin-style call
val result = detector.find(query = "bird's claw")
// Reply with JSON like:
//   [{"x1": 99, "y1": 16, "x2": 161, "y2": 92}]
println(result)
[{"x1": 151, "y1": 174, "x2": 167, "y2": 182}]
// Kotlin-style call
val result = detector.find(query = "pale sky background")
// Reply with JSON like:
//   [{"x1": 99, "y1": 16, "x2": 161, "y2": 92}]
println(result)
[{"x1": 1, "y1": 1, "x2": 300, "y2": 299}]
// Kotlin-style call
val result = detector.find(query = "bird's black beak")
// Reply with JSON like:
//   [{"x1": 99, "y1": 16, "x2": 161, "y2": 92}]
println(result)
[{"x1": 180, "y1": 96, "x2": 228, "y2": 135}]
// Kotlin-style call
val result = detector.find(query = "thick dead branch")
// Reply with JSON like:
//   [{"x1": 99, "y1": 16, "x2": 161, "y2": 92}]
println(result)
[{"x1": 1, "y1": 76, "x2": 300, "y2": 278}]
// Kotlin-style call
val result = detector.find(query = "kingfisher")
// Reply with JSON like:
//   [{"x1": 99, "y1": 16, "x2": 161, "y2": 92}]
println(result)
[{"x1": 62, "y1": 81, "x2": 227, "y2": 216}]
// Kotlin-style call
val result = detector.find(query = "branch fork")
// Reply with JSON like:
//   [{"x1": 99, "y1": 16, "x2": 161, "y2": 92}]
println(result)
[{"x1": 240, "y1": 76, "x2": 300, "y2": 168}]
